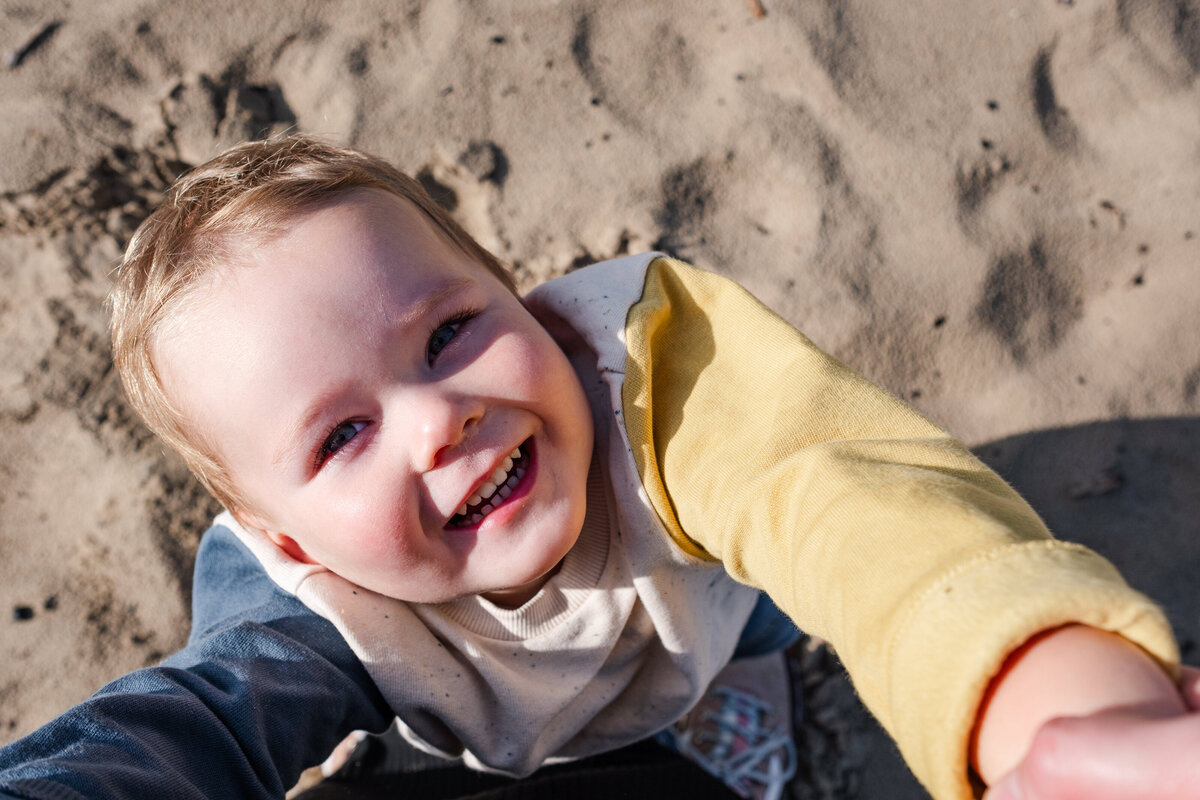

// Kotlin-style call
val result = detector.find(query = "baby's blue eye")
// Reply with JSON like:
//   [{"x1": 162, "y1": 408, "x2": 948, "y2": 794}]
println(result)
[
  {"x1": 428, "y1": 322, "x2": 460, "y2": 360},
  {"x1": 428, "y1": 312, "x2": 476, "y2": 364},
  {"x1": 321, "y1": 420, "x2": 366, "y2": 461}
]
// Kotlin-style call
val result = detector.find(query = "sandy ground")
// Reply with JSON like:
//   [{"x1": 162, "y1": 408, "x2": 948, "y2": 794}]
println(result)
[{"x1": 2, "y1": 1, "x2": 1199, "y2": 797}]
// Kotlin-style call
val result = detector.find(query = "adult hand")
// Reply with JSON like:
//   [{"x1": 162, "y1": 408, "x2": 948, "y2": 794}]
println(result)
[{"x1": 983, "y1": 666, "x2": 1200, "y2": 800}]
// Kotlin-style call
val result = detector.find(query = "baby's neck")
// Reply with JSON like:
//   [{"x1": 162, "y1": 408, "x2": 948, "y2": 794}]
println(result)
[{"x1": 481, "y1": 559, "x2": 565, "y2": 609}]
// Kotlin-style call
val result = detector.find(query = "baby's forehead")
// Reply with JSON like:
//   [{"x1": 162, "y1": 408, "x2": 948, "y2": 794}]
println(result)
[
  {"x1": 159, "y1": 189, "x2": 479, "y2": 351},
  {"x1": 206, "y1": 187, "x2": 517, "y2": 302},
  {"x1": 154, "y1": 189, "x2": 514, "y2": 398},
  {"x1": 227, "y1": 188, "x2": 418, "y2": 253},
  {"x1": 226, "y1": 189, "x2": 461, "y2": 272}
]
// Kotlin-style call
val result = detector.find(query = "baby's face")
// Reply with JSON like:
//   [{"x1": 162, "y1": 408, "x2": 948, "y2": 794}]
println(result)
[{"x1": 155, "y1": 189, "x2": 594, "y2": 606}]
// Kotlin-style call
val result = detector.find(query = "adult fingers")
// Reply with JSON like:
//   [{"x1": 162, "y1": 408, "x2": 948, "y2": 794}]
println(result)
[{"x1": 981, "y1": 710, "x2": 1200, "y2": 800}]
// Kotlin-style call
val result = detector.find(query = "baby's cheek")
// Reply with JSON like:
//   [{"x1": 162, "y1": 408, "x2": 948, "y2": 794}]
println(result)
[
  {"x1": 491, "y1": 337, "x2": 547, "y2": 393},
  {"x1": 319, "y1": 499, "x2": 413, "y2": 565}
]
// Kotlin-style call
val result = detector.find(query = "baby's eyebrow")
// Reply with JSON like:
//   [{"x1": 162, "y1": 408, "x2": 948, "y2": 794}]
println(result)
[{"x1": 270, "y1": 275, "x2": 473, "y2": 472}]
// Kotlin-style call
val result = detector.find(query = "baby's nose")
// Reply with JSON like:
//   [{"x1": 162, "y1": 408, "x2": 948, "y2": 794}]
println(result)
[{"x1": 408, "y1": 390, "x2": 484, "y2": 471}]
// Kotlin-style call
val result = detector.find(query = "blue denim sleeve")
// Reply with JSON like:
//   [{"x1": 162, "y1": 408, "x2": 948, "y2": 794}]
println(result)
[{"x1": 0, "y1": 524, "x2": 394, "y2": 800}]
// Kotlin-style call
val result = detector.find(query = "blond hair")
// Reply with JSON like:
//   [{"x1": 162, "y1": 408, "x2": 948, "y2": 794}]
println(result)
[{"x1": 109, "y1": 134, "x2": 513, "y2": 512}]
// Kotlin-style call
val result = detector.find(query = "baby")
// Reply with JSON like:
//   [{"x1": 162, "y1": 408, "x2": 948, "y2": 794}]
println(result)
[{"x1": 1, "y1": 135, "x2": 1197, "y2": 800}]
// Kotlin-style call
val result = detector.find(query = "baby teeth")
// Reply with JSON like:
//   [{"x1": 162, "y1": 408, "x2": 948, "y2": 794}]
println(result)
[{"x1": 453, "y1": 445, "x2": 525, "y2": 524}]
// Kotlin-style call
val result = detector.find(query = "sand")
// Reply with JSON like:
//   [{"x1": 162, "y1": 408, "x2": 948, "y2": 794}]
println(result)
[{"x1": 2, "y1": 1, "x2": 1198, "y2": 796}]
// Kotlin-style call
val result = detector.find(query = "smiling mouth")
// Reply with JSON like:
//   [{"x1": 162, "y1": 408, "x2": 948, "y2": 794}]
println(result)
[{"x1": 448, "y1": 443, "x2": 530, "y2": 528}]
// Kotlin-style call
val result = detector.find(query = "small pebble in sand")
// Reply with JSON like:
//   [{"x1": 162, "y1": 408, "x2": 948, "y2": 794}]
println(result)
[{"x1": 12, "y1": 605, "x2": 34, "y2": 622}]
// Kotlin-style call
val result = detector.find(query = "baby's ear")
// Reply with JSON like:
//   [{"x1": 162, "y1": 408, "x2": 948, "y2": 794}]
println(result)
[{"x1": 232, "y1": 507, "x2": 318, "y2": 565}]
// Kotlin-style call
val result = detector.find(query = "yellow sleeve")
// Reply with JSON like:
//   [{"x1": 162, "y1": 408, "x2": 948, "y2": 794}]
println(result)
[{"x1": 621, "y1": 256, "x2": 1178, "y2": 800}]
